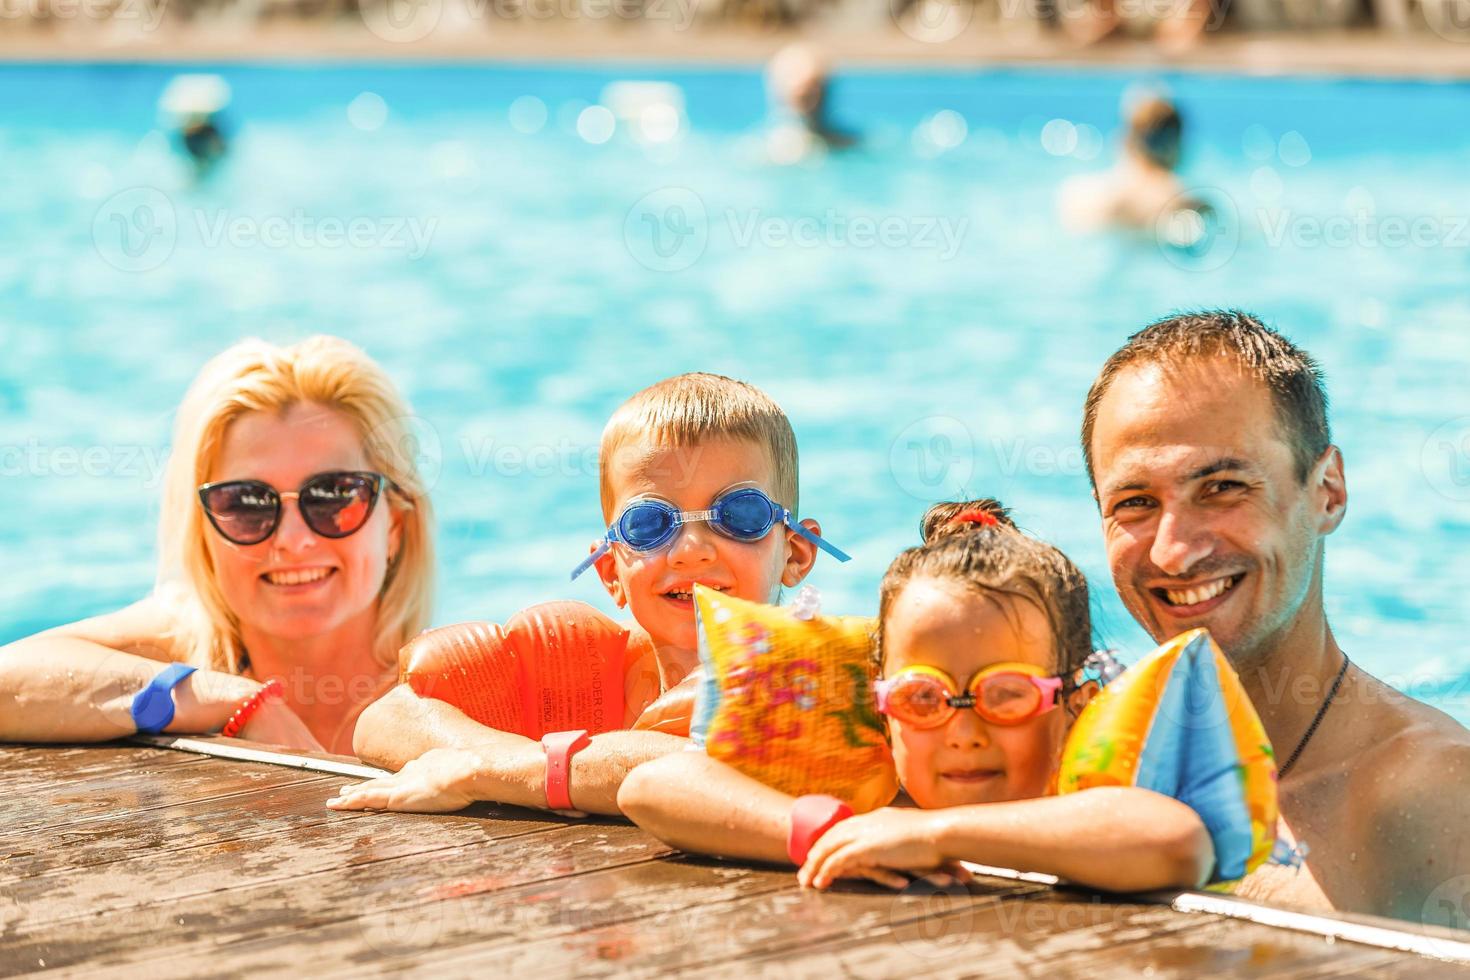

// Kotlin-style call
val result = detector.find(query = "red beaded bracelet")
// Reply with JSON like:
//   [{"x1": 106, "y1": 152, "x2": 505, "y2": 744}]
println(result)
[{"x1": 221, "y1": 679, "x2": 284, "y2": 739}]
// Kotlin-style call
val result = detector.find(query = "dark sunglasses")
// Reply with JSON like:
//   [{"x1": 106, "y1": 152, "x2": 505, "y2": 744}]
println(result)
[{"x1": 197, "y1": 471, "x2": 388, "y2": 546}]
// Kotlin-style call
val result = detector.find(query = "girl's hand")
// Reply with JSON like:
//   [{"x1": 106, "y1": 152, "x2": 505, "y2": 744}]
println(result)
[
  {"x1": 798, "y1": 808, "x2": 970, "y2": 891},
  {"x1": 326, "y1": 747, "x2": 483, "y2": 813}
]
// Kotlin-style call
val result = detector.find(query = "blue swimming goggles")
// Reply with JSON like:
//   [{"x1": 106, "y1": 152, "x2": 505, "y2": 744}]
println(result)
[{"x1": 569, "y1": 486, "x2": 850, "y2": 581}]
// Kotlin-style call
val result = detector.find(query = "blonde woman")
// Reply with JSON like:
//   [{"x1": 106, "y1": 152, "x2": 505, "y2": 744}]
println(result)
[{"x1": 0, "y1": 336, "x2": 434, "y2": 755}]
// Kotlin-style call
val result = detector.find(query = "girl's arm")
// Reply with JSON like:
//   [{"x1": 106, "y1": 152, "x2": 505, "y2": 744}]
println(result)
[
  {"x1": 0, "y1": 600, "x2": 313, "y2": 747},
  {"x1": 801, "y1": 787, "x2": 1215, "y2": 893},
  {"x1": 617, "y1": 749, "x2": 796, "y2": 864},
  {"x1": 332, "y1": 683, "x2": 688, "y2": 816}
]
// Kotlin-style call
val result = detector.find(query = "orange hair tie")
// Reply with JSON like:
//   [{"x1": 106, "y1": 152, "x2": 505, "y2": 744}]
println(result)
[{"x1": 949, "y1": 508, "x2": 999, "y2": 528}]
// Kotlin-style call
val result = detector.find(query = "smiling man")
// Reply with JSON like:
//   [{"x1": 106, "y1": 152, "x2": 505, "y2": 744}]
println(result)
[{"x1": 1083, "y1": 310, "x2": 1470, "y2": 927}]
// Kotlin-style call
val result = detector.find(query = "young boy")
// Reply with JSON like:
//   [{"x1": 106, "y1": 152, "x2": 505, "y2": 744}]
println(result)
[{"x1": 329, "y1": 373, "x2": 847, "y2": 816}]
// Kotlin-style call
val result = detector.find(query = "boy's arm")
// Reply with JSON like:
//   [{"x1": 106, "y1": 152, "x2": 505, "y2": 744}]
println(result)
[
  {"x1": 333, "y1": 682, "x2": 687, "y2": 816},
  {"x1": 800, "y1": 787, "x2": 1215, "y2": 893},
  {"x1": 618, "y1": 750, "x2": 796, "y2": 864}
]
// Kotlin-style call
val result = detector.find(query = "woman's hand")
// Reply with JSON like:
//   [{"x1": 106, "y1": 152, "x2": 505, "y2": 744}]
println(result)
[
  {"x1": 238, "y1": 698, "x2": 326, "y2": 753},
  {"x1": 798, "y1": 808, "x2": 970, "y2": 891},
  {"x1": 326, "y1": 747, "x2": 484, "y2": 813}
]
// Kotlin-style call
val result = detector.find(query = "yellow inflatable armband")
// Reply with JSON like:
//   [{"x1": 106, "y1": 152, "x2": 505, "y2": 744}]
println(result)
[
  {"x1": 689, "y1": 585, "x2": 899, "y2": 813},
  {"x1": 1057, "y1": 628, "x2": 1279, "y2": 887}
]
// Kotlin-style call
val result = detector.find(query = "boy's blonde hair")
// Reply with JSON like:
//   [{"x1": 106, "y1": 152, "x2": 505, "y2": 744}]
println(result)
[
  {"x1": 598, "y1": 373, "x2": 799, "y2": 518},
  {"x1": 156, "y1": 336, "x2": 435, "y2": 673}
]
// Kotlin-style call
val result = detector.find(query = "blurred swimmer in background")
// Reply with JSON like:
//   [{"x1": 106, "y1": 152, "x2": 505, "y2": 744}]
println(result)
[
  {"x1": 765, "y1": 43, "x2": 856, "y2": 163},
  {"x1": 159, "y1": 74, "x2": 231, "y2": 178},
  {"x1": 1059, "y1": 93, "x2": 1215, "y2": 250}
]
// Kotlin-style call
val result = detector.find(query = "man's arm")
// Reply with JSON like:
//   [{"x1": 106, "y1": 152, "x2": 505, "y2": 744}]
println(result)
[
  {"x1": 335, "y1": 683, "x2": 687, "y2": 815},
  {"x1": 1367, "y1": 732, "x2": 1470, "y2": 927}
]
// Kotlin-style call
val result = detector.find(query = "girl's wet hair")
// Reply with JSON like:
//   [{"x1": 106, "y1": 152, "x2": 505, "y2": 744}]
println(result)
[{"x1": 876, "y1": 498, "x2": 1093, "y2": 678}]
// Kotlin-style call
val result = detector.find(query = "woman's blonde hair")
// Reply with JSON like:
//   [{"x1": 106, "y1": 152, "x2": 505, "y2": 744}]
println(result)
[{"x1": 156, "y1": 336, "x2": 435, "y2": 673}]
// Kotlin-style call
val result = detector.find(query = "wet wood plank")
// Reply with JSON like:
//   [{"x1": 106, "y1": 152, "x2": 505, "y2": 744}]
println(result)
[
  {"x1": 4, "y1": 818, "x2": 675, "y2": 975},
  {"x1": 718, "y1": 889, "x2": 1415, "y2": 979},
  {"x1": 0, "y1": 743, "x2": 200, "y2": 799},
  {"x1": 406, "y1": 870, "x2": 1054, "y2": 975},
  {"x1": 75, "y1": 857, "x2": 795, "y2": 977},
  {"x1": 0, "y1": 756, "x2": 325, "y2": 843},
  {"x1": 2, "y1": 804, "x2": 570, "y2": 931},
  {"x1": 0, "y1": 774, "x2": 352, "y2": 880},
  {"x1": 4, "y1": 742, "x2": 1466, "y2": 979}
]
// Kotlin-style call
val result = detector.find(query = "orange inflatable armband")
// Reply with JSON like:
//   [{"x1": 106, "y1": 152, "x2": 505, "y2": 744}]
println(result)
[{"x1": 400, "y1": 600, "x2": 628, "y2": 738}]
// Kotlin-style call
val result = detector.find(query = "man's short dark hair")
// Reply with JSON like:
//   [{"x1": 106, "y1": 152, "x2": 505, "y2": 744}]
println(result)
[{"x1": 1081, "y1": 310, "x2": 1331, "y2": 491}]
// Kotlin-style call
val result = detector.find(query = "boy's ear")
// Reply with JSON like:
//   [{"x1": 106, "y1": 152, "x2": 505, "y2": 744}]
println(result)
[
  {"x1": 592, "y1": 543, "x2": 626, "y2": 608},
  {"x1": 781, "y1": 518, "x2": 822, "y2": 588}
]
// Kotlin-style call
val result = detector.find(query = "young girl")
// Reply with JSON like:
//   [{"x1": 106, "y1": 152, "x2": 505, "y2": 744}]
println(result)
[{"x1": 618, "y1": 499, "x2": 1216, "y2": 893}]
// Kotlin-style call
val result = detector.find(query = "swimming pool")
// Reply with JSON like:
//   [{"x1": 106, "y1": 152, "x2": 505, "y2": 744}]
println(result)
[{"x1": 1, "y1": 61, "x2": 1466, "y2": 723}]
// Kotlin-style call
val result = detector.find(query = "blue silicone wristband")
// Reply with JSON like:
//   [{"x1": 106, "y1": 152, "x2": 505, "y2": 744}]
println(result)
[{"x1": 130, "y1": 663, "x2": 198, "y2": 734}]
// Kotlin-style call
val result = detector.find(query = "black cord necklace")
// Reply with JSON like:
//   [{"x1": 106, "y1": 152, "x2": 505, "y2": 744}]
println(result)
[{"x1": 1277, "y1": 652, "x2": 1350, "y2": 778}]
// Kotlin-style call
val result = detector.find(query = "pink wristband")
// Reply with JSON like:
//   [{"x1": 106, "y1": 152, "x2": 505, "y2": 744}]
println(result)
[
  {"x1": 540, "y1": 729, "x2": 591, "y2": 812},
  {"x1": 787, "y1": 794, "x2": 853, "y2": 866}
]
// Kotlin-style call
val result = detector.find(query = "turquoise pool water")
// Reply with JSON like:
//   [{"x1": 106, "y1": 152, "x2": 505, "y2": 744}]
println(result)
[{"x1": 1, "y1": 63, "x2": 1467, "y2": 723}]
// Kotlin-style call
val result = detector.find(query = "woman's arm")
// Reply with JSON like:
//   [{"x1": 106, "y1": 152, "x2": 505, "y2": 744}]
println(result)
[
  {"x1": 801, "y1": 787, "x2": 1215, "y2": 893},
  {"x1": 0, "y1": 600, "x2": 307, "y2": 744},
  {"x1": 618, "y1": 750, "x2": 796, "y2": 864},
  {"x1": 331, "y1": 683, "x2": 688, "y2": 815}
]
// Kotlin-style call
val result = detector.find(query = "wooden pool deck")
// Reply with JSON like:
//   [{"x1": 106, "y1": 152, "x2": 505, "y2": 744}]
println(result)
[{"x1": 4, "y1": 740, "x2": 1470, "y2": 978}]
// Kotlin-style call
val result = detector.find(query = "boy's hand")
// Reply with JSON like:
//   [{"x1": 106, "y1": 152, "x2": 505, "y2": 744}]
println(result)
[
  {"x1": 326, "y1": 747, "x2": 483, "y2": 813},
  {"x1": 797, "y1": 808, "x2": 972, "y2": 891}
]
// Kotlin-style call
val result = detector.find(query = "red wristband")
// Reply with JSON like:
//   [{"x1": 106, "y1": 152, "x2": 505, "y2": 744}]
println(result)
[
  {"x1": 221, "y1": 679, "x2": 284, "y2": 739},
  {"x1": 541, "y1": 729, "x2": 591, "y2": 811},
  {"x1": 787, "y1": 794, "x2": 853, "y2": 866}
]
